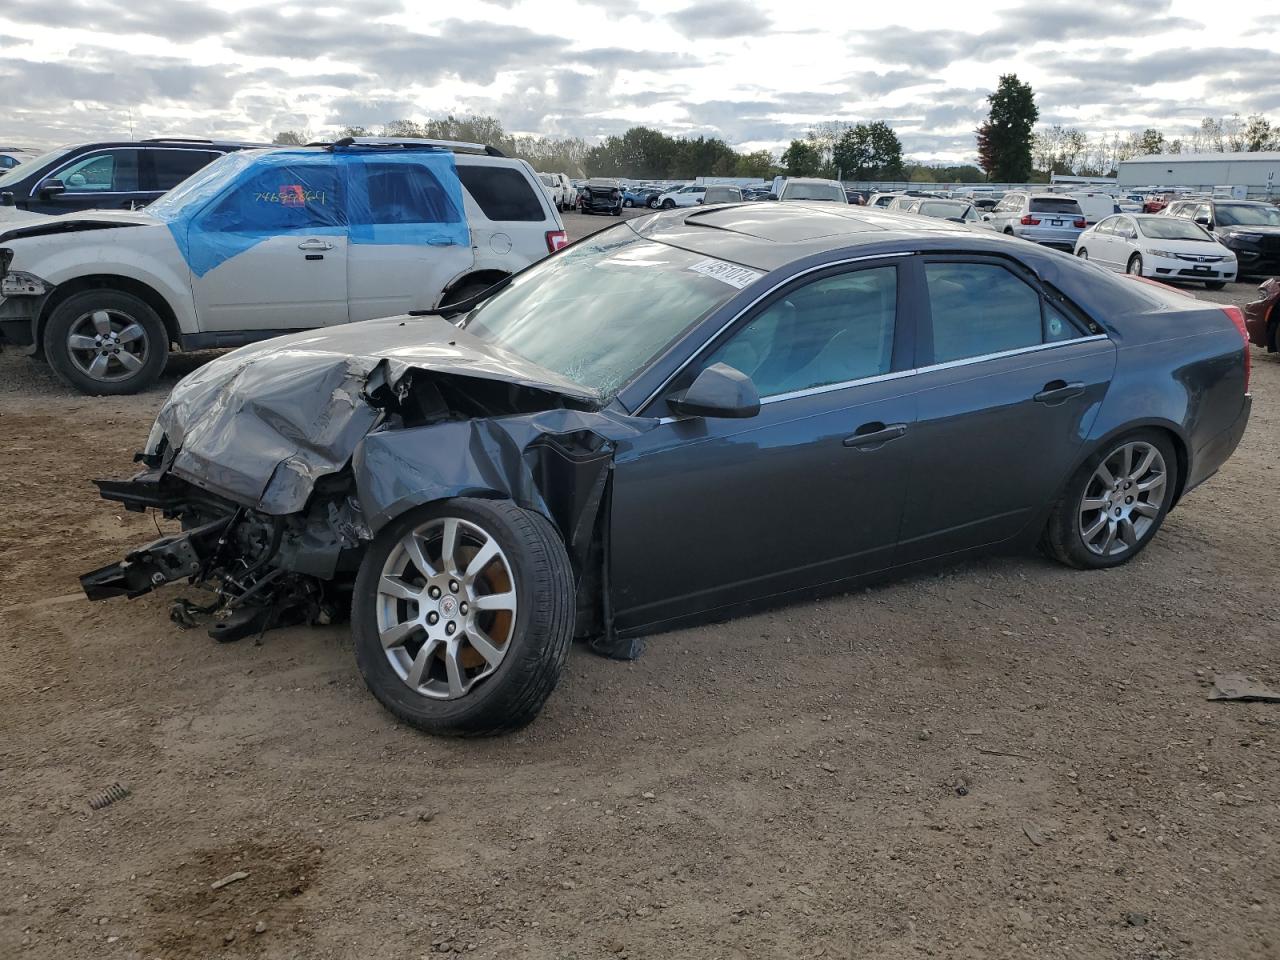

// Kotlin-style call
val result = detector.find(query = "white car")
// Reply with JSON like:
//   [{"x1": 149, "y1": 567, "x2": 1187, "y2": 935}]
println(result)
[
  {"x1": 0, "y1": 139, "x2": 568, "y2": 394},
  {"x1": 1074, "y1": 213, "x2": 1237, "y2": 290},
  {"x1": 778, "y1": 178, "x2": 847, "y2": 203},
  {"x1": 657, "y1": 184, "x2": 705, "y2": 209},
  {"x1": 537, "y1": 172, "x2": 565, "y2": 209}
]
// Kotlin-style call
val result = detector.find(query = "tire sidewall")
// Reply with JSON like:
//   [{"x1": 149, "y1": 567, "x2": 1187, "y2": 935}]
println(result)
[
  {"x1": 1053, "y1": 429, "x2": 1178, "y2": 569},
  {"x1": 43, "y1": 289, "x2": 168, "y2": 395},
  {"x1": 1128, "y1": 254, "x2": 1143, "y2": 276},
  {"x1": 352, "y1": 498, "x2": 571, "y2": 733}
]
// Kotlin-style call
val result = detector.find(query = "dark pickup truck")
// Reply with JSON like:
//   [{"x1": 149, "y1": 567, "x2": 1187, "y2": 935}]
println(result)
[{"x1": 576, "y1": 180, "x2": 622, "y2": 216}]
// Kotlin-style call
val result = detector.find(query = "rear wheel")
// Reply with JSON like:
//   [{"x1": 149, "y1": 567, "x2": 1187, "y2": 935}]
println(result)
[
  {"x1": 1126, "y1": 253, "x2": 1144, "y2": 276},
  {"x1": 352, "y1": 498, "x2": 575, "y2": 736},
  {"x1": 1044, "y1": 431, "x2": 1177, "y2": 570},
  {"x1": 43, "y1": 289, "x2": 168, "y2": 395},
  {"x1": 623, "y1": 198, "x2": 633, "y2": 208}
]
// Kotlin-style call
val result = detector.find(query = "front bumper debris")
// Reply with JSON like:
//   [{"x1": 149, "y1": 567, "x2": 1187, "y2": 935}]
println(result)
[{"x1": 80, "y1": 516, "x2": 232, "y2": 600}]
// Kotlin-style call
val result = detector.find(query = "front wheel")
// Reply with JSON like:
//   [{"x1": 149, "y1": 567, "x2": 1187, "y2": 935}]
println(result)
[
  {"x1": 1126, "y1": 253, "x2": 1144, "y2": 276},
  {"x1": 1043, "y1": 431, "x2": 1177, "y2": 570},
  {"x1": 43, "y1": 289, "x2": 168, "y2": 395},
  {"x1": 623, "y1": 198, "x2": 633, "y2": 208},
  {"x1": 647, "y1": 197, "x2": 660, "y2": 209},
  {"x1": 661, "y1": 199, "x2": 675, "y2": 210},
  {"x1": 352, "y1": 498, "x2": 575, "y2": 736},
  {"x1": 1205, "y1": 280, "x2": 1227, "y2": 290},
  {"x1": 1076, "y1": 248, "x2": 1089, "y2": 259}
]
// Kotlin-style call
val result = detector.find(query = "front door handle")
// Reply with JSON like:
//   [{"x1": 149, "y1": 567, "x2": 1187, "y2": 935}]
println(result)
[
  {"x1": 298, "y1": 239, "x2": 334, "y2": 251},
  {"x1": 843, "y1": 422, "x2": 908, "y2": 449},
  {"x1": 1034, "y1": 380, "x2": 1085, "y2": 405}
]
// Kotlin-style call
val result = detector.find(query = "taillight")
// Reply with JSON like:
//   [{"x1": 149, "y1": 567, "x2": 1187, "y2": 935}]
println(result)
[
  {"x1": 545, "y1": 230, "x2": 568, "y2": 253},
  {"x1": 1020, "y1": 215, "x2": 1040, "y2": 225},
  {"x1": 1221, "y1": 305, "x2": 1251, "y2": 394},
  {"x1": 1073, "y1": 217, "x2": 1087, "y2": 228}
]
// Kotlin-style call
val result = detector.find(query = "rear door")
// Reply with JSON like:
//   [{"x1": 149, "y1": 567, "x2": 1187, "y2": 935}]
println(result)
[
  {"x1": 455, "y1": 160, "x2": 557, "y2": 279},
  {"x1": 896, "y1": 256, "x2": 1116, "y2": 562},
  {"x1": 189, "y1": 159, "x2": 348, "y2": 332},
  {"x1": 346, "y1": 159, "x2": 474, "y2": 322},
  {"x1": 142, "y1": 148, "x2": 223, "y2": 202}
]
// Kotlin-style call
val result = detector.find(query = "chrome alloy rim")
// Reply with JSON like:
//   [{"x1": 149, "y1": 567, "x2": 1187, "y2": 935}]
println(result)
[
  {"x1": 1078, "y1": 441, "x2": 1167, "y2": 557},
  {"x1": 67, "y1": 309, "x2": 149, "y2": 382},
  {"x1": 375, "y1": 517, "x2": 517, "y2": 700}
]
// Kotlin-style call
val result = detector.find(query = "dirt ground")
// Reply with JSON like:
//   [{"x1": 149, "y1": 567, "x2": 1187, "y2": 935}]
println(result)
[{"x1": 2, "y1": 223, "x2": 1278, "y2": 959}]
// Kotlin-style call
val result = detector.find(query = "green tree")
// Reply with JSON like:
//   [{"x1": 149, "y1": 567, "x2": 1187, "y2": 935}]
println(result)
[
  {"x1": 1244, "y1": 114, "x2": 1275, "y2": 151},
  {"x1": 982, "y1": 74, "x2": 1038, "y2": 182},
  {"x1": 1137, "y1": 128, "x2": 1165, "y2": 154},
  {"x1": 975, "y1": 122, "x2": 995, "y2": 180},
  {"x1": 734, "y1": 150, "x2": 777, "y2": 178},
  {"x1": 831, "y1": 121, "x2": 904, "y2": 179},
  {"x1": 781, "y1": 139, "x2": 824, "y2": 176},
  {"x1": 272, "y1": 130, "x2": 307, "y2": 145}
]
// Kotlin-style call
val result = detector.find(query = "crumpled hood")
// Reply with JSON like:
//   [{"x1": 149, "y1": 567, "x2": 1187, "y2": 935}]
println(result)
[
  {"x1": 154, "y1": 314, "x2": 602, "y2": 514},
  {"x1": 0, "y1": 208, "x2": 158, "y2": 243}
]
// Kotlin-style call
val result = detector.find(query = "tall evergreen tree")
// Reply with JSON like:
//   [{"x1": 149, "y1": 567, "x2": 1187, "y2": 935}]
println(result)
[{"x1": 982, "y1": 75, "x2": 1038, "y2": 182}]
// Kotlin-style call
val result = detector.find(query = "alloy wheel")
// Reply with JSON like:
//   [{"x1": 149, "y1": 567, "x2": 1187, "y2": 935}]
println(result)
[
  {"x1": 375, "y1": 516, "x2": 517, "y2": 700},
  {"x1": 67, "y1": 309, "x2": 149, "y2": 383},
  {"x1": 1078, "y1": 441, "x2": 1168, "y2": 558}
]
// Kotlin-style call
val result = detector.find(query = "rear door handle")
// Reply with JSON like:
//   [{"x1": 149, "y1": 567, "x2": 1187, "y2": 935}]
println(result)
[
  {"x1": 843, "y1": 422, "x2": 908, "y2": 449},
  {"x1": 298, "y1": 239, "x2": 334, "y2": 251},
  {"x1": 1034, "y1": 380, "x2": 1085, "y2": 405}
]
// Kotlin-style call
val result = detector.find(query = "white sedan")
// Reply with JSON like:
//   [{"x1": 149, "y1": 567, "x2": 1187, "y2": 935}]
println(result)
[{"x1": 1074, "y1": 213, "x2": 1237, "y2": 290}]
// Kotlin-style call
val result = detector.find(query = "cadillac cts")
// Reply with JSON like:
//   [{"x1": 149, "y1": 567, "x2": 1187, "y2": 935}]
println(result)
[{"x1": 80, "y1": 204, "x2": 1252, "y2": 736}]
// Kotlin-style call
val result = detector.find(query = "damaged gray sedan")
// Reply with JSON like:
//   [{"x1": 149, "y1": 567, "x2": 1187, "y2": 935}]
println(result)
[{"x1": 82, "y1": 204, "x2": 1252, "y2": 735}]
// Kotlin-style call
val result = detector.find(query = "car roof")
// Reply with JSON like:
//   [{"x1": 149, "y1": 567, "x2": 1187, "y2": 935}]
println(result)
[{"x1": 632, "y1": 202, "x2": 978, "y2": 271}]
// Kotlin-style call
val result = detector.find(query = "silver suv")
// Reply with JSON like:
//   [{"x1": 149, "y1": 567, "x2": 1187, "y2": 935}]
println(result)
[{"x1": 981, "y1": 192, "x2": 1087, "y2": 250}]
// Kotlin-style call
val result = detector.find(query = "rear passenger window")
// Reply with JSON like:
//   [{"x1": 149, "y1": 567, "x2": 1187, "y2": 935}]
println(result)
[
  {"x1": 351, "y1": 162, "x2": 462, "y2": 225},
  {"x1": 925, "y1": 262, "x2": 1079, "y2": 363},
  {"x1": 456, "y1": 166, "x2": 544, "y2": 221},
  {"x1": 149, "y1": 150, "x2": 220, "y2": 191}
]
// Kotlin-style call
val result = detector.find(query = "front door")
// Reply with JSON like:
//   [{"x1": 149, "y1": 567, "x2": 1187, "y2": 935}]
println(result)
[
  {"x1": 189, "y1": 159, "x2": 348, "y2": 332},
  {"x1": 30, "y1": 148, "x2": 144, "y2": 213},
  {"x1": 346, "y1": 159, "x2": 474, "y2": 322},
  {"x1": 896, "y1": 257, "x2": 1116, "y2": 562},
  {"x1": 609, "y1": 261, "x2": 917, "y2": 632}
]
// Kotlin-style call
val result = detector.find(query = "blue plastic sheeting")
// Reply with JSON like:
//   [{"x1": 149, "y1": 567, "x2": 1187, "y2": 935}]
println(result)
[{"x1": 147, "y1": 148, "x2": 470, "y2": 278}]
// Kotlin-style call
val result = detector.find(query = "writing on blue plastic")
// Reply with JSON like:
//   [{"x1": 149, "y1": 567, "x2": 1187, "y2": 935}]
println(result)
[{"x1": 253, "y1": 186, "x2": 328, "y2": 206}]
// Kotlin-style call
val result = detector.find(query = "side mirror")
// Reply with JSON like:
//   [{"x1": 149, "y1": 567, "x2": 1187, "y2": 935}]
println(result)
[
  {"x1": 38, "y1": 178, "x2": 66, "y2": 197},
  {"x1": 981, "y1": 213, "x2": 992, "y2": 221},
  {"x1": 0, "y1": 191, "x2": 14, "y2": 207},
  {"x1": 668, "y1": 363, "x2": 760, "y2": 419},
  {"x1": 946, "y1": 216, "x2": 966, "y2": 223},
  {"x1": 1194, "y1": 215, "x2": 1210, "y2": 226}
]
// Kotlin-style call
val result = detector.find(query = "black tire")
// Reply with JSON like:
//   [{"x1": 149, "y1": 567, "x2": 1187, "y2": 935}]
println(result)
[
  {"x1": 1205, "y1": 280, "x2": 1227, "y2": 290},
  {"x1": 1076, "y1": 247, "x2": 1089, "y2": 259},
  {"x1": 1003, "y1": 227, "x2": 1014, "y2": 235},
  {"x1": 352, "y1": 498, "x2": 575, "y2": 736},
  {"x1": 612, "y1": 207, "x2": 621, "y2": 216},
  {"x1": 661, "y1": 199, "x2": 675, "y2": 210},
  {"x1": 1127, "y1": 253, "x2": 1144, "y2": 276},
  {"x1": 1043, "y1": 429, "x2": 1178, "y2": 570},
  {"x1": 43, "y1": 289, "x2": 168, "y2": 395},
  {"x1": 623, "y1": 198, "x2": 633, "y2": 208},
  {"x1": 647, "y1": 197, "x2": 660, "y2": 209}
]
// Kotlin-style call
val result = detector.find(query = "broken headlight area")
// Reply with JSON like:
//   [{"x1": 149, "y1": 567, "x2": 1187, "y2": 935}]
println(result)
[
  {"x1": 0, "y1": 269, "x2": 48, "y2": 298},
  {"x1": 80, "y1": 466, "x2": 369, "y2": 642}
]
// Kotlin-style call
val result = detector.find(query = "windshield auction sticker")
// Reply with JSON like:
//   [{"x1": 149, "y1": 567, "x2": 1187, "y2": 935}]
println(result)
[{"x1": 687, "y1": 258, "x2": 764, "y2": 289}]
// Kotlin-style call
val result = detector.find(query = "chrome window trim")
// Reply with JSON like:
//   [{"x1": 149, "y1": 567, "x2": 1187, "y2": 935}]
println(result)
[
  {"x1": 637, "y1": 251, "x2": 912, "y2": 412},
  {"x1": 656, "y1": 334, "x2": 1112, "y2": 422}
]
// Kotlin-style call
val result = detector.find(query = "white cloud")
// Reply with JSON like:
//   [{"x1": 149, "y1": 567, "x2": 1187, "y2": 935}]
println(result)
[{"x1": 0, "y1": 0, "x2": 1276, "y2": 164}]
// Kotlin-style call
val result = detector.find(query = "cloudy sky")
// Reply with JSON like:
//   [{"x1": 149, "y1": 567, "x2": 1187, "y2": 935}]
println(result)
[{"x1": 1, "y1": 0, "x2": 1277, "y2": 163}]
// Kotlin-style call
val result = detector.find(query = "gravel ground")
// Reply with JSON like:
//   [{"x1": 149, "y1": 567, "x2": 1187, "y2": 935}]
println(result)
[{"x1": 1, "y1": 223, "x2": 1277, "y2": 960}]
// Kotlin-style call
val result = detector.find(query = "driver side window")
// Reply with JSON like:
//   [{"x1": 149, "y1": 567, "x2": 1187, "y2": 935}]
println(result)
[
  {"x1": 702, "y1": 266, "x2": 897, "y2": 399},
  {"x1": 51, "y1": 149, "x2": 140, "y2": 193}
]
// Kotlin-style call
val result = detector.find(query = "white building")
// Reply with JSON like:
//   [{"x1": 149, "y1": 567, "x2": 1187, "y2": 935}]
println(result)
[{"x1": 1117, "y1": 152, "x2": 1280, "y2": 195}]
